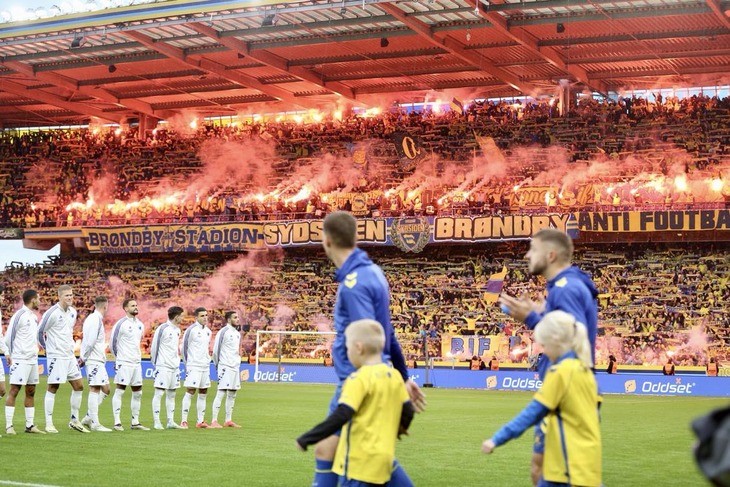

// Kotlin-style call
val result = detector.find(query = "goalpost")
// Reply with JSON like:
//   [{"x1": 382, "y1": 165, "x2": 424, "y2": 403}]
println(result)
[
  {"x1": 253, "y1": 329, "x2": 430, "y2": 383},
  {"x1": 254, "y1": 330, "x2": 336, "y2": 382}
]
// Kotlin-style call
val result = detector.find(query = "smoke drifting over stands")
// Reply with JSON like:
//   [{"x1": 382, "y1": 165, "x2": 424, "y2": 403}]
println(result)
[{"x1": 1, "y1": 95, "x2": 729, "y2": 228}]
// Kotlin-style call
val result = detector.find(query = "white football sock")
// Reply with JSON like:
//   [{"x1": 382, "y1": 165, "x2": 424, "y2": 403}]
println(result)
[
  {"x1": 112, "y1": 389, "x2": 124, "y2": 425},
  {"x1": 44, "y1": 391, "x2": 56, "y2": 427},
  {"x1": 196, "y1": 394, "x2": 207, "y2": 424},
  {"x1": 152, "y1": 389, "x2": 163, "y2": 424},
  {"x1": 181, "y1": 392, "x2": 193, "y2": 422},
  {"x1": 131, "y1": 391, "x2": 142, "y2": 424},
  {"x1": 211, "y1": 390, "x2": 225, "y2": 422},
  {"x1": 225, "y1": 391, "x2": 237, "y2": 422}
]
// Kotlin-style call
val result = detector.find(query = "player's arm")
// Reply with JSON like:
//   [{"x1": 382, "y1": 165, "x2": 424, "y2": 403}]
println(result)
[
  {"x1": 110, "y1": 323, "x2": 121, "y2": 358},
  {"x1": 296, "y1": 404, "x2": 355, "y2": 451},
  {"x1": 5, "y1": 317, "x2": 16, "y2": 362},
  {"x1": 213, "y1": 332, "x2": 225, "y2": 367},
  {"x1": 149, "y1": 329, "x2": 160, "y2": 366},
  {"x1": 399, "y1": 401, "x2": 415, "y2": 438},
  {"x1": 388, "y1": 330, "x2": 409, "y2": 381},
  {"x1": 484, "y1": 365, "x2": 565, "y2": 454},
  {"x1": 79, "y1": 317, "x2": 95, "y2": 365},
  {"x1": 389, "y1": 337, "x2": 426, "y2": 412},
  {"x1": 485, "y1": 400, "x2": 550, "y2": 451},
  {"x1": 0, "y1": 326, "x2": 7, "y2": 356},
  {"x1": 181, "y1": 328, "x2": 191, "y2": 364},
  {"x1": 499, "y1": 294, "x2": 543, "y2": 329},
  {"x1": 37, "y1": 309, "x2": 52, "y2": 350}
]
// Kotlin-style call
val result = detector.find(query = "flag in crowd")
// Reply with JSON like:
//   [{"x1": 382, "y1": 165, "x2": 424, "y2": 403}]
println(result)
[
  {"x1": 483, "y1": 266, "x2": 508, "y2": 303},
  {"x1": 450, "y1": 97, "x2": 464, "y2": 114}
]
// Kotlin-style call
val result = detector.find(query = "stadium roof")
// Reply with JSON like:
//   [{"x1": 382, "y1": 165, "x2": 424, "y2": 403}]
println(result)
[{"x1": 0, "y1": 0, "x2": 729, "y2": 128}]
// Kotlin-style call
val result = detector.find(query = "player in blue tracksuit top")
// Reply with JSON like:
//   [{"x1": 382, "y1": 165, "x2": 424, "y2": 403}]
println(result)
[
  {"x1": 331, "y1": 247, "x2": 405, "y2": 383},
  {"x1": 311, "y1": 211, "x2": 426, "y2": 487},
  {"x1": 500, "y1": 228, "x2": 599, "y2": 487}
]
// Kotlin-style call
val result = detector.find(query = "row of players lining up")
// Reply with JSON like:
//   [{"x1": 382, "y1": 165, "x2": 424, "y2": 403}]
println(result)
[{"x1": 1, "y1": 285, "x2": 242, "y2": 435}]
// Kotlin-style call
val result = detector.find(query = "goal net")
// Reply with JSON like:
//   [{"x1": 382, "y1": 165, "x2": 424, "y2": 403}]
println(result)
[
  {"x1": 252, "y1": 330, "x2": 430, "y2": 383},
  {"x1": 254, "y1": 330, "x2": 336, "y2": 382}
]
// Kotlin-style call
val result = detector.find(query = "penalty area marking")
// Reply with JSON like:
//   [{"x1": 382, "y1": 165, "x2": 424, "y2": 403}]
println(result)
[{"x1": 0, "y1": 481, "x2": 63, "y2": 487}]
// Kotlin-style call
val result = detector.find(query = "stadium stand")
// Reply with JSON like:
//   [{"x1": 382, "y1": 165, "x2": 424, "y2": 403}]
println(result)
[
  {"x1": 2, "y1": 95, "x2": 729, "y2": 228},
  {"x1": 1, "y1": 242, "x2": 726, "y2": 367}
]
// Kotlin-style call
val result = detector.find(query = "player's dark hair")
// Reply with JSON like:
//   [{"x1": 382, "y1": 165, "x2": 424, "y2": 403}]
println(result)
[
  {"x1": 534, "y1": 228, "x2": 573, "y2": 262},
  {"x1": 22, "y1": 289, "x2": 38, "y2": 305},
  {"x1": 224, "y1": 311, "x2": 236, "y2": 322},
  {"x1": 94, "y1": 296, "x2": 108, "y2": 307},
  {"x1": 194, "y1": 307, "x2": 207, "y2": 316},
  {"x1": 168, "y1": 306, "x2": 184, "y2": 320},
  {"x1": 122, "y1": 298, "x2": 136, "y2": 309},
  {"x1": 323, "y1": 211, "x2": 357, "y2": 249}
]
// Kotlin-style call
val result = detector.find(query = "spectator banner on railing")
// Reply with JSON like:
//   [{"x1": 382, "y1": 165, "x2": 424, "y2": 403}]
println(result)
[
  {"x1": 26, "y1": 209, "x2": 730, "y2": 254},
  {"x1": 441, "y1": 335, "x2": 510, "y2": 358},
  {"x1": 576, "y1": 209, "x2": 730, "y2": 233},
  {"x1": 81, "y1": 223, "x2": 267, "y2": 253}
]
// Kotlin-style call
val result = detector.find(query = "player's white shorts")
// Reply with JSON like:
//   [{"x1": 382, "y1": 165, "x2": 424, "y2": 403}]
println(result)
[
  {"x1": 216, "y1": 365, "x2": 241, "y2": 391},
  {"x1": 184, "y1": 366, "x2": 211, "y2": 389},
  {"x1": 154, "y1": 366, "x2": 180, "y2": 390},
  {"x1": 85, "y1": 361, "x2": 109, "y2": 387},
  {"x1": 47, "y1": 357, "x2": 83, "y2": 384},
  {"x1": 0, "y1": 360, "x2": 5, "y2": 382},
  {"x1": 9, "y1": 361, "x2": 39, "y2": 386},
  {"x1": 114, "y1": 363, "x2": 143, "y2": 387}
]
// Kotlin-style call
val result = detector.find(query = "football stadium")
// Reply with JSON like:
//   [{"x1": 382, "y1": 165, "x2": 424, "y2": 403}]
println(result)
[{"x1": 1, "y1": 0, "x2": 729, "y2": 486}]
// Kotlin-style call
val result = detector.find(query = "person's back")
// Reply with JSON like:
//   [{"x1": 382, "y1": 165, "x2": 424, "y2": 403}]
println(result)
[
  {"x1": 333, "y1": 362, "x2": 408, "y2": 484},
  {"x1": 537, "y1": 357, "x2": 601, "y2": 486},
  {"x1": 483, "y1": 310, "x2": 601, "y2": 487},
  {"x1": 331, "y1": 247, "x2": 392, "y2": 381},
  {"x1": 297, "y1": 319, "x2": 415, "y2": 486},
  {"x1": 542, "y1": 266, "x2": 599, "y2": 362}
]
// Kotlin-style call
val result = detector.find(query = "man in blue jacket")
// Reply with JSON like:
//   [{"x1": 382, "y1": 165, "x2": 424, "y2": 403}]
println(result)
[
  {"x1": 500, "y1": 228, "x2": 599, "y2": 486},
  {"x1": 311, "y1": 211, "x2": 426, "y2": 487}
]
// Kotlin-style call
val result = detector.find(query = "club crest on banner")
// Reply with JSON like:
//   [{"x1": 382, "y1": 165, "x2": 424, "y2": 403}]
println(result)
[
  {"x1": 351, "y1": 194, "x2": 368, "y2": 216},
  {"x1": 390, "y1": 216, "x2": 431, "y2": 253}
]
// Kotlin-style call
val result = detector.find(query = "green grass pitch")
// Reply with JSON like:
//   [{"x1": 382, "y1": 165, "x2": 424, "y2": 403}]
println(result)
[{"x1": 0, "y1": 380, "x2": 721, "y2": 486}]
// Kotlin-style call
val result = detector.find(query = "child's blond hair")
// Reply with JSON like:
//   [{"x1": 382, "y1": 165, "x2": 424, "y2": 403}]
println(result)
[
  {"x1": 346, "y1": 319, "x2": 385, "y2": 355},
  {"x1": 534, "y1": 310, "x2": 593, "y2": 368}
]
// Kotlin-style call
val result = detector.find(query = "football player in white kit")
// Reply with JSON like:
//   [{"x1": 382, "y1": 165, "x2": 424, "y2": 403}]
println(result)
[
  {"x1": 209, "y1": 311, "x2": 242, "y2": 428},
  {"x1": 180, "y1": 307, "x2": 212, "y2": 429},
  {"x1": 38, "y1": 284, "x2": 87, "y2": 433},
  {"x1": 110, "y1": 298, "x2": 149, "y2": 431},
  {"x1": 79, "y1": 296, "x2": 112, "y2": 432},
  {"x1": 0, "y1": 285, "x2": 8, "y2": 402},
  {"x1": 5, "y1": 289, "x2": 45, "y2": 435},
  {"x1": 150, "y1": 306, "x2": 185, "y2": 430}
]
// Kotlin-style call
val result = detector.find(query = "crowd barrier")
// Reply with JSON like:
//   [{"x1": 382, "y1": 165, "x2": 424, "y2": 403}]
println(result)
[{"x1": 20, "y1": 359, "x2": 729, "y2": 398}]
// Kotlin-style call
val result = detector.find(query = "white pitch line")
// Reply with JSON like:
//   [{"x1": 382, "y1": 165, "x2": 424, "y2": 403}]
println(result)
[{"x1": 0, "y1": 481, "x2": 63, "y2": 487}]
